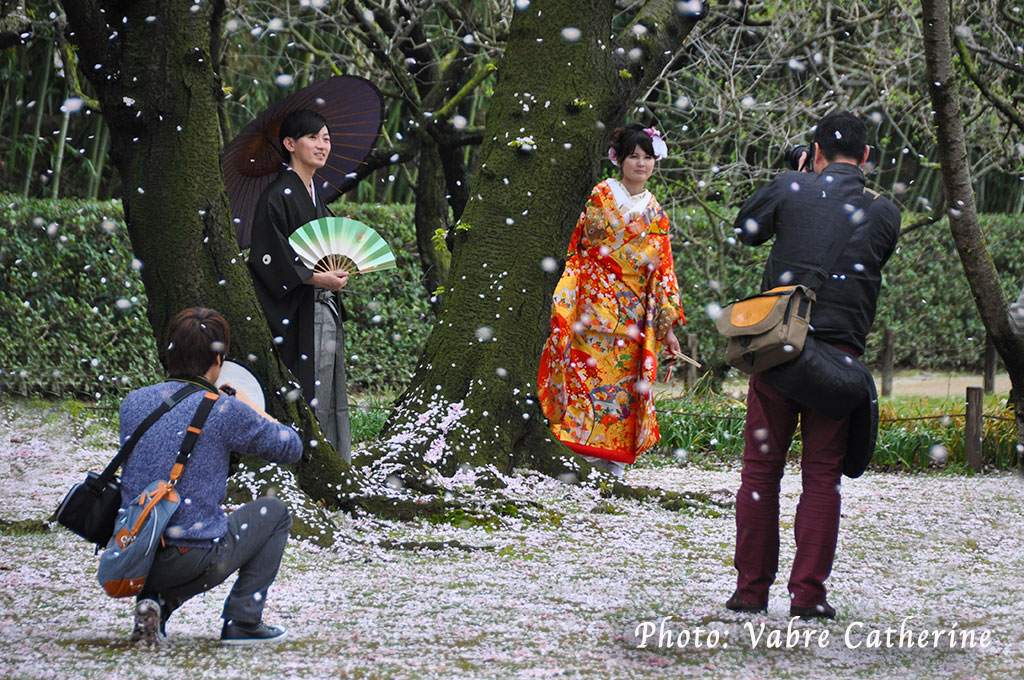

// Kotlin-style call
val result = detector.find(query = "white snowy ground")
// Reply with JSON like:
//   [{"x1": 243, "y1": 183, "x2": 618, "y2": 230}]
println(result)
[{"x1": 1, "y1": 398, "x2": 1023, "y2": 680}]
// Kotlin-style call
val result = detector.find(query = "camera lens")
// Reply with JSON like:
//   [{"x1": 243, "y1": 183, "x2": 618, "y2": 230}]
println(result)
[{"x1": 785, "y1": 145, "x2": 810, "y2": 171}]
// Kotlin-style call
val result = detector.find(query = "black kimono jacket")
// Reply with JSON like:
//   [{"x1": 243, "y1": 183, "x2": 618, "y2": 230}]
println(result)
[{"x1": 249, "y1": 167, "x2": 335, "y2": 400}]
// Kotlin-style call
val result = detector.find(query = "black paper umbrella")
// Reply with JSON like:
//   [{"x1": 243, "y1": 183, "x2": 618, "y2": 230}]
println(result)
[{"x1": 221, "y1": 76, "x2": 384, "y2": 248}]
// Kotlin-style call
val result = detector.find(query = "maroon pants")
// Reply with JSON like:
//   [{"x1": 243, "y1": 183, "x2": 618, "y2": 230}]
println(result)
[{"x1": 733, "y1": 372, "x2": 849, "y2": 608}]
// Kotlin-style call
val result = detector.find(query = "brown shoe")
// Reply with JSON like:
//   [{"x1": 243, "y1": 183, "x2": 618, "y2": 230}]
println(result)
[
  {"x1": 725, "y1": 592, "x2": 767, "y2": 613},
  {"x1": 790, "y1": 602, "x2": 836, "y2": 620}
]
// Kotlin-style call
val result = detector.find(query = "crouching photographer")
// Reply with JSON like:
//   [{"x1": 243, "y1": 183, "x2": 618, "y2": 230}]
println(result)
[
  {"x1": 118, "y1": 307, "x2": 302, "y2": 645},
  {"x1": 725, "y1": 112, "x2": 901, "y2": 620}
]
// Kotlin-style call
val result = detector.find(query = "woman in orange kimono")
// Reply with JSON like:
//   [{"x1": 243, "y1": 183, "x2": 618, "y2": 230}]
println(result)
[{"x1": 538, "y1": 123, "x2": 685, "y2": 476}]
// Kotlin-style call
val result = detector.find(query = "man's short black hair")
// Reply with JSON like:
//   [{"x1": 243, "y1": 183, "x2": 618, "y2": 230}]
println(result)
[
  {"x1": 813, "y1": 111, "x2": 867, "y2": 162},
  {"x1": 278, "y1": 109, "x2": 330, "y2": 162},
  {"x1": 166, "y1": 307, "x2": 230, "y2": 378}
]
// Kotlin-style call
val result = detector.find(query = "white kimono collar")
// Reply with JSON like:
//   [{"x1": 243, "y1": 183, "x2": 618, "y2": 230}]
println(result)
[{"x1": 606, "y1": 178, "x2": 653, "y2": 217}]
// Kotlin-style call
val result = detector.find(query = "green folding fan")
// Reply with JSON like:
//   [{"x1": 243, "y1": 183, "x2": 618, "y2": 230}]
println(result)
[{"x1": 288, "y1": 217, "x2": 396, "y2": 275}]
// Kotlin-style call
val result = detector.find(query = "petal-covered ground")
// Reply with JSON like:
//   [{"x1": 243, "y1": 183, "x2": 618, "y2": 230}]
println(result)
[{"x1": 1, "y1": 398, "x2": 1022, "y2": 679}]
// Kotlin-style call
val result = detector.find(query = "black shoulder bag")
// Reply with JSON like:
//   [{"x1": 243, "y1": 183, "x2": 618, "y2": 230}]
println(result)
[{"x1": 52, "y1": 382, "x2": 204, "y2": 547}]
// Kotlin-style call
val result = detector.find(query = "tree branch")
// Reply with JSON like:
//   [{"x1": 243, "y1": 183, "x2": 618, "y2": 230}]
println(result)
[
  {"x1": 436, "y1": 62, "x2": 496, "y2": 119},
  {"x1": 955, "y1": 36, "x2": 1024, "y2": 135},
  {"x1": 58, "y1": 42, "x2": 100, "y2": 111},
  {"x1": 900, "y1": 193, "x2": 945, "y2": 236}
]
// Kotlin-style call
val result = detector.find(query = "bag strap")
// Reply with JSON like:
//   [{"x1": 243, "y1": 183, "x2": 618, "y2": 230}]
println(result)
[
  {"x1": 802, "y1": 187, "x2": 879, "y2": 292},
  {"x1": 168, "y1": 391, "x2": 220, "y2": 483},
  {"x1": 90, "y1": 383, "x2": 205, "y2": 489}
]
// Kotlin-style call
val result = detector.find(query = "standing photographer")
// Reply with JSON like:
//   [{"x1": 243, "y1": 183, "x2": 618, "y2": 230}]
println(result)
[{"x1": 726, "y1": 112, "x2": 900, "y2": 619}]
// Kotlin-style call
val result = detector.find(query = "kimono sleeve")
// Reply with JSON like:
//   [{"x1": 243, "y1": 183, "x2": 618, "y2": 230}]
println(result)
[
  {"x1": 566, "y1": 186, "x2": 606, "y2": 256},
  {"x1": 652, "y1": 211, "x2": 685, "y2": 339},
  {"x1": 249, "y1": 189, "x2": 313, "y2": 301}
]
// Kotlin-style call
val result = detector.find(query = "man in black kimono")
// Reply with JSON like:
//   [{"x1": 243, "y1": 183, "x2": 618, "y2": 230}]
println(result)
[{"x1": 248, "y1": 109, "x2": 352, "y2": 460}]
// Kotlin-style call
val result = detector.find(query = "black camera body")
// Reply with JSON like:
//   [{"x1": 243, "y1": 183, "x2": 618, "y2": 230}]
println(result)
[{"x1": 785, "y1": 144, "x2": 814, "y2": 172}]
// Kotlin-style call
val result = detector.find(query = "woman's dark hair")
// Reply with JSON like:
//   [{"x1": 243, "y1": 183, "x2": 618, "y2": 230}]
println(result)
[
  {"x1": 812, "y1": 111, "x2": 867, "y2": 162},
  {"x1": 609, "y1": 122, "x2": 655, "y2": 165},
  {"x1": 278, "y1": 109, "x2": 330, "y2": 162},
  {"x1": 166, "y1": 307, "x2": 230, "y2": 378}
]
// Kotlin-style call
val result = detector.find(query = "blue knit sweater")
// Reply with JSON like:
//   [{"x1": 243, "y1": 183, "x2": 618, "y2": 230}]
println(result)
[{"x1": 119, "y1": 380, "x2": 303, "y2": 548}]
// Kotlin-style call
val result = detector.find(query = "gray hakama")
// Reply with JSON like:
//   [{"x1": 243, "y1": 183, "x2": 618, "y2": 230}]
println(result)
[{"x1": 314, "y1": 289, "x2": 351, "y2": 461}]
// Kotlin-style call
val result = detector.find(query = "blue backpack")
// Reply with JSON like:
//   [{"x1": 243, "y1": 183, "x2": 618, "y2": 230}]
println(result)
[{"x1": 98, "y1": 389, "x2": 219, "y2": 598}]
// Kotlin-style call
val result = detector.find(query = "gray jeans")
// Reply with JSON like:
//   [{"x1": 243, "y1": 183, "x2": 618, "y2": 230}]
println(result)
[
  {"x1": 314, "y1": 296, "x2": 351, "y2": 461},
  {"x1": 138, "y1": 497, "x2": 291, "y2": 626}
]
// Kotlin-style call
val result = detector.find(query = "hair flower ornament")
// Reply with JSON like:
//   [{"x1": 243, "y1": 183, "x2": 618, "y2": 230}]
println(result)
[
  {"x1": 608, "y1": 126, "x2": 669, "y2": 166},
  {"x1": 644, "y1": 127, "x2": 668, "y2": 160}
]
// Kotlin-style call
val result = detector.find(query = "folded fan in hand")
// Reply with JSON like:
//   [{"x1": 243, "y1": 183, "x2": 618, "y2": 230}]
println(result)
[{"x1": 288, "y1": 217, "x2": 396, "y2": 274}]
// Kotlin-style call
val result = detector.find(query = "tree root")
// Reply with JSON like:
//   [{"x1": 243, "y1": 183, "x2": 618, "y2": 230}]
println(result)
[
  {"x1": 375, "y1": 538, "x2": 494, "y2": 552},
  {"x1": 602, "y1": 481, "x2": 731, "y2": 515},
  {"x1": 344, "y1": 493, "x2": 541, "y2": 527}
]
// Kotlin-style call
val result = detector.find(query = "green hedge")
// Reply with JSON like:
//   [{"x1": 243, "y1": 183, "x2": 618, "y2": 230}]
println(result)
[
  {"x1": 0, "y1": 196, "x2": 163, "y2": 398},
  {"x1": 332, "y1": 203, "x2": 433, "y2": 391},
  {"x1": 0, "y1": 195, "x2": 432, "y2": 399},
  {"x1": 1, "y1": 192, "x2": 1020, "y2": 401},
  {"x1": 868, "y1": 216, "x2": 1024, "y2": 368}
]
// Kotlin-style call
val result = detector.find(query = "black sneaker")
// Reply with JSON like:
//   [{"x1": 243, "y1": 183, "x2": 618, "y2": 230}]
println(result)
[
  {"x1": 790, "y1": 601, "x2": 837, "y2": 620},
  {"x1": 725, "y1": 592, "x2": 767, "y2": 614},
  {"x1": 131, "y1": 599, "x2": 166, "y2": 645},
  {"x1": 220, "y1": 620, "x2": 288, "y2": 646}
]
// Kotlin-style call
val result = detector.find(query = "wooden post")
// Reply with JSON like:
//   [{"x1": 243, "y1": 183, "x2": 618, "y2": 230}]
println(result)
[
  {"x1": 983, "y1": 333, "x2": 996, "y2": 394},
  {"x1": 685, "y1": 334, "x2": 699, "y2": 389},
  {"x1": 964, "y1": 386, "x2": 984, "y2": 472},
  {"x1": 881, "y1": 328, "x2": 895, "y2": 397}
]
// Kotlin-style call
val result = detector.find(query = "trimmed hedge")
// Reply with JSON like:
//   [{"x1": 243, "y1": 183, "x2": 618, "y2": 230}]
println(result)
[
  {"x1": 0, "y1": 195, "x2": 432, "y2": 399},
  {"x1": 0, "y1": 196, "x2": 162, "y2": 398},
  {"x1": 868, "y1": 217, "x2": 1024, "y2": 368},
  {"x1": 1, "y1": 193, "x2": 1020, "y2": 401},
  {"x1": 333, "y1": 203, "x2": 433, "y2": 391}
]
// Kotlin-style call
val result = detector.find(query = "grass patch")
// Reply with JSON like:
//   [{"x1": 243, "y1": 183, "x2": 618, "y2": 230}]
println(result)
[
  {"x1": 875, "y1": 395, "x2": 1018, "y2": 472},
  {"x1": 0, "y1": 518, "x2": 51, "y2": 535},
  {"x1": 638, "y1": 390, "x2": 747, "y2": 469},
  {"x1": 350, "y1": 395, "x2": 392, "y2": 444},
  {"x1": 645, "y1": 390, "x2": 1019, "y2": 473}
]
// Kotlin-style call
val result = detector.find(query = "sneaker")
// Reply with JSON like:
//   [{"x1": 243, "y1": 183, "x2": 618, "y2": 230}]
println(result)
[
  {"x1": 220, "y1": 620, "x2": 288, "y2": 646},
  {"x1": 131, "y1": 599, "x2": 166, "y2": 645},
  {"x1": 725, "y1": 592, "x2": 767, "y2": 614},
  {"x1": 790, "y1": 601, "x2": 837, "y2": 620}
]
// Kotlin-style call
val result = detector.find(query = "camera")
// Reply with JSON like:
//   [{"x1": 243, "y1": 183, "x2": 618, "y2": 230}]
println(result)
[{"x1": 785, "y1": 144, "x2": 812, "y2": 172}]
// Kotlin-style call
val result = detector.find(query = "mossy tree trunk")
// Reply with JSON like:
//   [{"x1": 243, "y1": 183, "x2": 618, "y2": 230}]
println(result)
[
  {"x1": 338, "y1": 1, "x2": 489, "y2": 302},
  {"x1": 921, "y1": 0, "x2": 1024, "y2": 472},
  {"x1": 366, "y1": 0, "x2": 704, "y2": 485},
  {"x1": 59, "y1": 0, "x2": 359, "y2": 504},
  {"x1": 412, "y1": 137, "x2": 452, "y2": 299}
]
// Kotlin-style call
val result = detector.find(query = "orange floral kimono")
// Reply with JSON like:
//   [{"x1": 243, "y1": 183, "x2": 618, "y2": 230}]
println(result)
[{"x1": 538, "y1": 179, "x2": 684, "y2": 464}]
